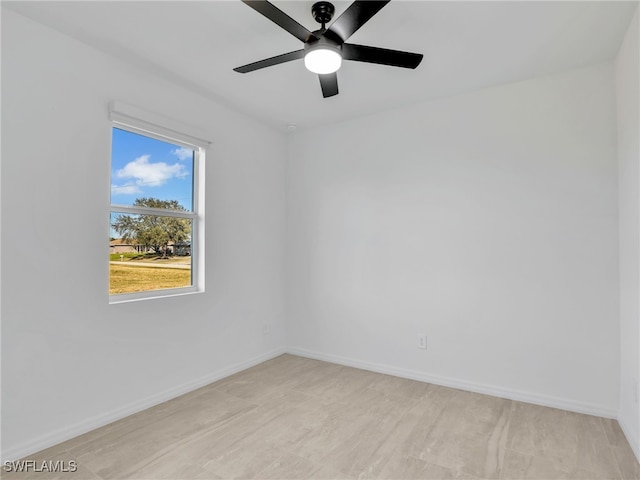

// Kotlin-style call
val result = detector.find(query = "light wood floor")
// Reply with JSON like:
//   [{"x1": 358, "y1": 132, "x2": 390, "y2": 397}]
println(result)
[{"x1": 4, "y1": 354, "x2": 640, "y2": 480}]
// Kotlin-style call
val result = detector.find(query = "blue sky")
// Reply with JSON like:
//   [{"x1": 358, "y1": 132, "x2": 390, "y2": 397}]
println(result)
[{"x1": 110, "y1": 128, "x2": 194, "y2": 211}]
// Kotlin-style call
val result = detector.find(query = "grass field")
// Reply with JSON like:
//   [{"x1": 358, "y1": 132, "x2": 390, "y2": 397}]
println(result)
[
  {"x1": 109, "y1": 252, "x2": 143, "y2": 261},
  {"x1": 110, "y1": 253, "x2": 189, "y2": 265},
  {"x1": 109, "y1": 264, "x2": 191, "y2": 294}
]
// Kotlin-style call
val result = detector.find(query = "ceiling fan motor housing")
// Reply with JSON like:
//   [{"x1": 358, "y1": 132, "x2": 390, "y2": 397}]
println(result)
[{"x1": 304, "y1": 33, "x2": 341, "y2": 54}]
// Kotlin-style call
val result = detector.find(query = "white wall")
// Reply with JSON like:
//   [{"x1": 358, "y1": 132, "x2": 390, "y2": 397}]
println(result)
[
  {"x1": 617, "y1": 7, "x2": 640, "y2": 457},
  {"x1": 1, "y1": 10, "x2": 287, "y2": 460},
  {"x1": 287, "y1": 63, "x2": 620, "y2": 416}
]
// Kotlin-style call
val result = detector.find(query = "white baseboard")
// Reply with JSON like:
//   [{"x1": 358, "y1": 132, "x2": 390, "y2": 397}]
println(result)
[
  {"x1": 1, "y1": 347, "x2": 287, "y2": 463},
  {"x1": 618, "y1": 415, "x2": 640, "y2": 464},
  {"x1": 286, "y1": 347, "x2": 619, "y2": 419}
]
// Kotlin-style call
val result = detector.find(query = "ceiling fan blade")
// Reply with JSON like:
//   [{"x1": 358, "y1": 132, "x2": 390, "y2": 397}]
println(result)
[
  {"x1": 326, "y1": 1, "x2": 390, "y2": 43},
  {"x1": 342, "y1": 43, "x2": 423, "y2": 69},
  {"x1": 319, "y1": 73, "x2": 339, "y2": 98},
  {"x1": 242, "y1": 1, "x2": 316, "y2": 43},
  {"x1": 234, "y1": 49, "x2": 306, "y2": 73}
]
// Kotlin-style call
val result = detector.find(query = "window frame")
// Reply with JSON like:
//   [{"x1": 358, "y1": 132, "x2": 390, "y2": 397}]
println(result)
[{"x1": 109, "y1": 102, "x2": 208, "y2": 303}]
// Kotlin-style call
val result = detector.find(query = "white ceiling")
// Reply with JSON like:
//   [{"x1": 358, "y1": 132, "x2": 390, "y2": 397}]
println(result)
[{"x1": 4, "y1": 1, "x2": 637, "y2": 131}]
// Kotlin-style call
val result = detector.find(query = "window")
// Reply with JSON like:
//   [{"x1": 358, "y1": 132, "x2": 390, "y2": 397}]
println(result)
[{"x1": 109, "y1": 103, "x2": 207, "y2": 302}]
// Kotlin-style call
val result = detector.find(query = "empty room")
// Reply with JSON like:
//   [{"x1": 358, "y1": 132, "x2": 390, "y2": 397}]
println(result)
[{"x1": 1, "y1": 0, "x2": 639, "y2": 478}]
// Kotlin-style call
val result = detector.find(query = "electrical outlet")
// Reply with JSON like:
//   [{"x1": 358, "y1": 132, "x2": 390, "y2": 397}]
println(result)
[
  {"x1": 418, "y1": 334, "x2": 427, "y2": 350},
  {"x1": 262, "y1": 323, "x2": 270, "y2": 335}
]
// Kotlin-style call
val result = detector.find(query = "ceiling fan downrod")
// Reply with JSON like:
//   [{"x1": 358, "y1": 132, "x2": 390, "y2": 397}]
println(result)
[{"x1": 311, "y1": 1, "x2": 335, "y2": 30}]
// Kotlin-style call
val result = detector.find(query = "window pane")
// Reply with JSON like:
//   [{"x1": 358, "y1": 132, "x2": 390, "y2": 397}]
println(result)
[
  {"x1": 110, "y1": 128, "x2": 194, "y2": 211},
  {"x1": 109, "y1": 212, "x2": 192, "y2": 295}
]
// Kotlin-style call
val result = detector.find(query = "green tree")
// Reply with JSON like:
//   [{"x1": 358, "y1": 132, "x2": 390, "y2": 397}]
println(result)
[{"x1": 111, "y1": 198, "x2": 191, "y2": 257}]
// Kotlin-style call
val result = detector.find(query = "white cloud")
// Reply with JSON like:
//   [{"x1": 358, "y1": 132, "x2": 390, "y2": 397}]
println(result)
[
  {"x1": 172, "y1": 147, "x2": 193, "y2": 161},
  {"x1": 111, "y1": 183, "x2": 142, "y2": 195},
  {"x1": 116, "y1": 154, "x2": 188, "y2": 187}
]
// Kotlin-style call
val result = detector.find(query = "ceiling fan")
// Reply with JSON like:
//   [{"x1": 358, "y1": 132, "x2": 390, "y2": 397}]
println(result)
[{"x1": 234, "y1": 0, "x2": 423, "y2": 98}]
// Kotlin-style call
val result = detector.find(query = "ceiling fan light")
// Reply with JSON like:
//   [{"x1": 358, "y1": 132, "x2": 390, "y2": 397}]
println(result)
[{"x1": 304, "y1": 48, "x2": 342, "y2": 74}]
